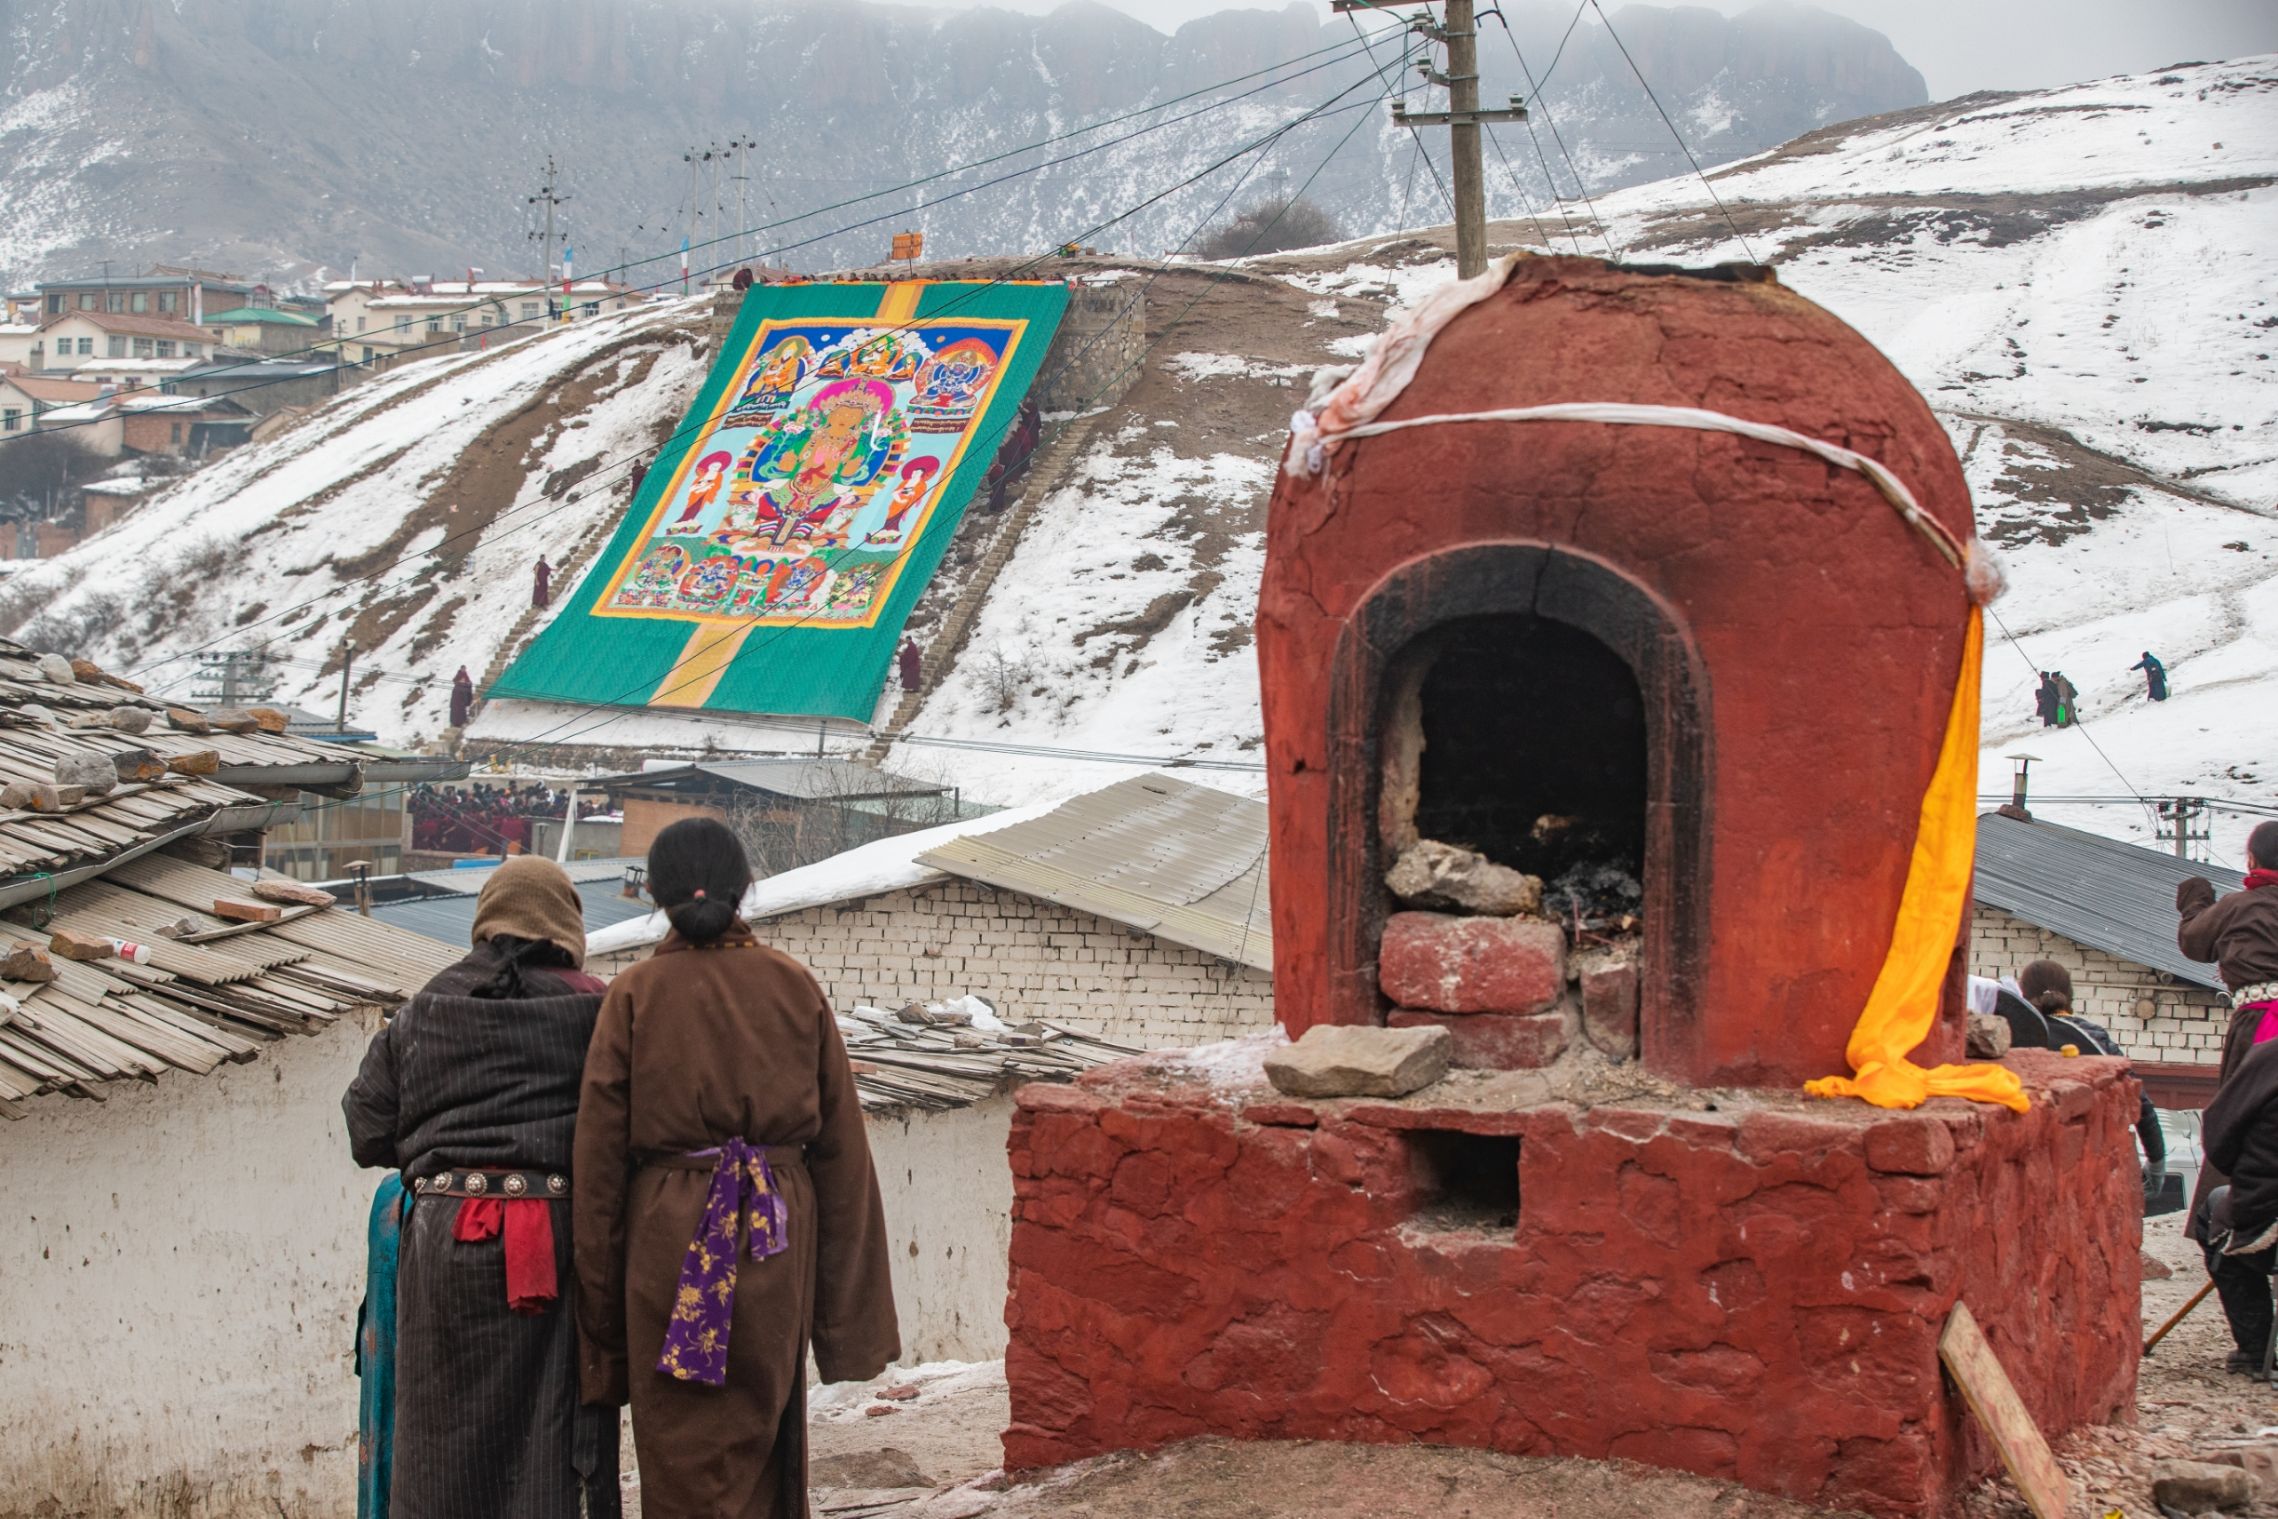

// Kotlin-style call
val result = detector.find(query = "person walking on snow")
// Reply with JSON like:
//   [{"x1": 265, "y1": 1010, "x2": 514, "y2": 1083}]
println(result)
[
  {"x1": 2051, "y1": 670, "x2": 2079, "y2": 727},
  {"x1": 897, "y1": 638, "x2": 923, "y2": 694},
  {"x1": 449, "y1": 668, "x2": 475, "y2": 730},
  {"x1": 533, "y1": 555, "x2": 553, "y2": 610},
  {"x1": 2035, "y1": 672, "x2": 2059, "y2": 728},
  {"x1": 2132, "y1": 651, "x2": 2169, "y2": 702}
]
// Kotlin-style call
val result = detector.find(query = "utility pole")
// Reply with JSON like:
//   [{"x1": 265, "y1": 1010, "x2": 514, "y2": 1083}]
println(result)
[
  {"x1": 335, "y1": 638, "x2": 355, "y2": 733},
  {"x1": 728, "y1": 136, "x2": 757, "y2": 263},
  {"x1": 1335, "y1": 0, "x2": 1528, "y2": 279},
  {"x1": 2156, "y1": 797, "x2": 2210, "y2": 861},
  {"x1": 528, "y1": 156, "x2": 569, "y2": 293}
]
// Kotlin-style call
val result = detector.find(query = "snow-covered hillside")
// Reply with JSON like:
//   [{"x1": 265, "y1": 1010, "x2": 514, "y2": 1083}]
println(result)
[
  {"x1": 881, "y1": 55, "x2": 2278, "y2": 857},
  {"x1": 2, "y1": 301, "x2": 706, "y2": 739}
]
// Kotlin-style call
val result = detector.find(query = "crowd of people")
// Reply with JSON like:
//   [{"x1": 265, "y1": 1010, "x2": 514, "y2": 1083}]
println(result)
[
  {"x1": 345, "y1": 821, "x2": 896, "y2": 1518},
  {"x1": 409, "y1": 781, "x2": 610, "y2": 855}
]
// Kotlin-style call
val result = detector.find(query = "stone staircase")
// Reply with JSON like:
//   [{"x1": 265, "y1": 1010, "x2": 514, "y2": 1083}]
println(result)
[
  {"x1": 466, "y1": 501, "x2": 626, "y2": 723},
  {"x1": 863, "y1": 413, "x2": 1102, "y2": 762}
]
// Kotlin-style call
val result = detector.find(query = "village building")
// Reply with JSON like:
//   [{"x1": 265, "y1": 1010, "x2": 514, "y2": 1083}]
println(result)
[
  {"x1": 32, "y1": 309, "x2": 214, "y2": 372},
  {"x1": 590, "y1": 772, "x2": 1276, "y2": 1049},
  {"x1": 203, "y1": 302, "x2": 325, "y2": 355},
  {"x1": 80, "y1": 477, "x2": 157, "y2": 534},
  {"x1": 590, "y1": 756, "x2": 963, "y2": 861},
  {"x1": 171, "y1": 354, "x2": 356, "y2": 416},
  {"x1": 323, "y1": 277, "x2": 643, "y2": 366},
  {"x1": 34, "y1": 266, "x2": 250, "y2": 325},
  {"x1": 0, "y1": 371, "x2": 105, "y2": 436},
  {"x1": 0, "y1": 320, "x2": 39, "y2": 367},
  {"x1": 33, "y1": 392, "x2": 254, "y2": 461},
  {"x1": 1970, "y1": 809, "x2": 2242, "y2": 1106}
]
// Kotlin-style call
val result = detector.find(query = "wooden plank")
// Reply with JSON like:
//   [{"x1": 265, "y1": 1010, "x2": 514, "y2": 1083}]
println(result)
[{"x1": 1939, "y1": 1301, "x2": 2070, "y2": 1519}]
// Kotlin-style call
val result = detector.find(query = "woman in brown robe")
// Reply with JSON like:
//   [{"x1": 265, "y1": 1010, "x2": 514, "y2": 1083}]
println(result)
[{"x1": 574, "y1": 818, "x2": 899, "y2": 1518}]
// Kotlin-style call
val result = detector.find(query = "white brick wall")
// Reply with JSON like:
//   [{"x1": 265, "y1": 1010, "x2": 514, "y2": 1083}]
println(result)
[
  {"x1": 747, "y1": 878, "x2": 1275, "y2": 1049},
  {"x1": 1970, "y1": 905, "x2": 2231, "y2": 1065}
]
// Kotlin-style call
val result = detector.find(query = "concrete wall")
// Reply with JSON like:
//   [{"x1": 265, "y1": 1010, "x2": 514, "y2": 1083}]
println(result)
[
  {"x1": 866, "y1": 1093, "x2": 1020, "y2": 1365},
  {"x1": 0, "y1": 1018, "x2": 1031, "y2": 1517},
  {"x1": 1034, "y1": 282, "x2": 1144, "y2": 414},
  {"x1": 1970, "y1": 904, "x2": 2231, "y2": 1064},
  {"x1": 0, "y1": 1010, "x2": 385, "y2": 1519},
  {"x1": 748, "y1": 878, "x2": 1276, "y2": 1049}
]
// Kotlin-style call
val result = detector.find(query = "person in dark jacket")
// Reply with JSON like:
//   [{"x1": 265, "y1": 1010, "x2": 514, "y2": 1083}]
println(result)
[
  {"x1": 897, "y1": 637, "x2": 922, "y2": 693},
  {"x1": 448, "y1": 667, "x2": 474, "y2": 730},
  {"x1": 533, "y1": 554, "x2": 553, "y2": 609},
  {"x1": 2178, "y1": 820, "x2": 2278, "y2": 1370},
  {"x1": 344, "y1": 858, "x2": 621, "y2": 1518},
  {"x1": 2131, "y1": 651, "x2": 2169, "y2": 701},
  {"x1": 2198, "y1": 1040, "x2": 2278, "y2": 1370},
  {"x1": 2034, "y1": 672, "x2": 2057, "y2": 727},
  {"x1": 2014, "y1": 959, "x2": 2165, "y2": 1164}
]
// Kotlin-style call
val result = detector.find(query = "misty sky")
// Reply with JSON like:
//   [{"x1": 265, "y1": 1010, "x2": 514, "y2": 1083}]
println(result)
[{"x1": 907, "y1": 0, "x2": 2278, "y2": 98}]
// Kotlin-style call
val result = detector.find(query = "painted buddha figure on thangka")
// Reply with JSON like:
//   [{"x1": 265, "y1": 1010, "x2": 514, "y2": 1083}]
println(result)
[
  {"x1": 623, "y1": 544, "x2": 692, "y2": 608},
  {"x1": 671, "y1": 451, "x2": 734, "y2": 527},
  {"x1": 722, "y1": 336, "x2": 815, "y2": 426},
  {"x1": 907, "y1": 337, "x2": 997, "y2": 433},
  {"x1": 867, "y1": 457, "x2": 939, "y2": 549},
  {"x1": 718, "y1": 378, "x2": 909, "y2": 554}
]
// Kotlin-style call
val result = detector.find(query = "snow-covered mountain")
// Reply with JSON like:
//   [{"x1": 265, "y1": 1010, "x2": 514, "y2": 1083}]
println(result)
[
  {"x1": 6, "y1": 55, "x2": 2270, "y2": 860},
  {"x1": 0, "y1": 0, "x2": 1923, "y2": 288}
]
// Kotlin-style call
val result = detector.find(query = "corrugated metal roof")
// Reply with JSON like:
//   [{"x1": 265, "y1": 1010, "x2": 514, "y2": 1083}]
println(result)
[
  {"x1": 599, "y1": 759, "x2": 949, "y2": 802},
  {"x1": 1973, "y1": 812, "x2": 2246, "y2": 990},
  {"x1": 371, "y1": 881, "x2": 655, "y2": 948},
  {"x1": 918, "y1": 774, "x2": 1271, "y2": 970},
  {"x1": 0, "y1": 853, "x2": 452, "y2": 1116}
]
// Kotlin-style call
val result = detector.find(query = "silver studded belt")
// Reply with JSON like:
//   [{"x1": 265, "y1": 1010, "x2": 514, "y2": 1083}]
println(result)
[
  {"x1": 2237, "y1": 981, "x2": 2278, "y2": 1010},
  {"x1": 414, "y1": 1167, "x2": 568, "y2": 1199}
]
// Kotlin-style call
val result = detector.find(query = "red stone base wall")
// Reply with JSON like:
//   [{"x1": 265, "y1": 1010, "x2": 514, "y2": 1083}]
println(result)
[{"x1": 1003, "y1": 1051, "x2": 2142, "y2": 1517}]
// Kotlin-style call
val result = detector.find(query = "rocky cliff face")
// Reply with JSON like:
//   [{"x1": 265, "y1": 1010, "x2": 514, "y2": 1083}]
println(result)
[{"x1": 0, "y1": 0, "x2": 1925, "y2": 287}]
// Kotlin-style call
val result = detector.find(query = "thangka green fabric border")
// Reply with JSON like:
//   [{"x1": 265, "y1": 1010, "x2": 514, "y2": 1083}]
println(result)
[{"x1": 490, "y1": 279, "x2": 1069, "y2": 723}]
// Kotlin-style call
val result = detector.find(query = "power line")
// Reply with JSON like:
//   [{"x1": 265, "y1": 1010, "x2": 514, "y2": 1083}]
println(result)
[
  {"x1": 1484, "y1": 8, "x2": 1615, "y2": 258},
  {"x1": 1587, "y1": 0, "x2": 1757, "y2": 264}
]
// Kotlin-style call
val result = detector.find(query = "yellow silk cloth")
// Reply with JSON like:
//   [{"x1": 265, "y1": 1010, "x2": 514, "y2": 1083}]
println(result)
[{"x1": 1805, "y1": 611, "x2": 2030, "y2": 1114}]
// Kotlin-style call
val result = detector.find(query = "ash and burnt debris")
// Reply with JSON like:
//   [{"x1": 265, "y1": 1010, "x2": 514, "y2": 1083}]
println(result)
[{"x1": 1387, "y1": 826, "x2": 1643, "y2": 941}]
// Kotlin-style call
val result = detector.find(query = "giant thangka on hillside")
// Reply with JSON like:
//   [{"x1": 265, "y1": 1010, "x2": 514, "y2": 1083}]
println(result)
[{"x1": 495, "y1": 280, "x2": 1066, "y2": 720}]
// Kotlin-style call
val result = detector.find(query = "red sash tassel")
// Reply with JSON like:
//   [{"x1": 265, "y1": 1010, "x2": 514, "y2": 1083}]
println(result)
[{"x1": 453, "y1": 1197, "x2": 560, "y2": 1315}]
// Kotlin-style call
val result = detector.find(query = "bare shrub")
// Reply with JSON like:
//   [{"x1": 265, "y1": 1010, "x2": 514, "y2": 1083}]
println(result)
[
  {"x1": 19, "y1": 590, "x2": 128, "y2": 656},
  {"x1": 0, "y1": 577, "x2": 63, "y2": 637},
  {"x1": 976, "y1": 643, "x2": 1036, "y2": 714},
  {"x1": 1196, "y1": 197, "x2": 1343, "y2": 260}
]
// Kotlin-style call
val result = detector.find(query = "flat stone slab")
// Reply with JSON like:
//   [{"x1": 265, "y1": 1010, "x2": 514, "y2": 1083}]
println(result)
[{"x1": 1264, "y1": 1024, "x2": 1451, "y2": 1100}]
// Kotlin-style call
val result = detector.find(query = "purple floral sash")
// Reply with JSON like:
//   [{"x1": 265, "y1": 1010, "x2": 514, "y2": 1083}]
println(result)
[{"x1": 655, "y1": 1138, "x2": 790, "y2": 1386}]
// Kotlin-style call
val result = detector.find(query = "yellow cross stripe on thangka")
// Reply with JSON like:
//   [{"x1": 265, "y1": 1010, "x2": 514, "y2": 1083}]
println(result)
[{"x1": 650, "y1": 281, "x2": 929, "y2": 709}]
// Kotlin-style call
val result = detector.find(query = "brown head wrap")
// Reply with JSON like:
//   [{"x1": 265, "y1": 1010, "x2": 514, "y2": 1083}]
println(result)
[{"x1": 470, "y1": 856, "x2": 588, "y2": 968}]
